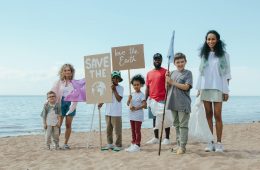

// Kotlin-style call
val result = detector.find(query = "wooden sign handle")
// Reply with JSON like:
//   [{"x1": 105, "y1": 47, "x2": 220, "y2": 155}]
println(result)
[{"x1": 128, "y1": 69, "x2": 131, "y2": 94}]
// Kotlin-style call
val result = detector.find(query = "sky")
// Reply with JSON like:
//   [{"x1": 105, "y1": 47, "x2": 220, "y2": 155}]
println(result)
[{"x1": 0, "y1": 0, "x2": 260, "y2": 96}]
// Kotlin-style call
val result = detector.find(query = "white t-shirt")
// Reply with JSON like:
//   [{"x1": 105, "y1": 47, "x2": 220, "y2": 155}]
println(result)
[
  {"x1": 196, "y1": 52, "x2": 231, "y2": 94},
  {"x1": 105, "y1": 85, "x2": 124, "y2": 117},
  {"x1": 46, "y1": 107, "x2": 59, "y2": 126},
  {"x1": 129, "y1": 92, "x2": 145, "y2": 122},
  {"x1": 63, "y1": 83, "x2": 74, "y2": 97}
]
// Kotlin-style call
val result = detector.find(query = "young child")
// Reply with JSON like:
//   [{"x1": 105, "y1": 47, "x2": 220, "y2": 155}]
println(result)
[
  {"x1": 125, "y1": 74, "x2": 147, "y2": 152},
  {"x1": 166, "y1": 53, "x2": 193, "y2": 154},
  {"x1": 41, "y1": 91, "x2": 62, "y2": 150},
  {"x1": 98, "y1": 71, "x2": 124, "y2": 152}
]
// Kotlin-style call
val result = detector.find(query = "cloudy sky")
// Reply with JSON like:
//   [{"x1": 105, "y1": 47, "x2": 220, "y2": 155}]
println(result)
[{"x1": 1, "y1": 0, "x2": 260, "y2": 96}]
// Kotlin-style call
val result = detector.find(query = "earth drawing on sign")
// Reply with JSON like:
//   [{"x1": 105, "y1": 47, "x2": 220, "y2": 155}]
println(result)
[{"x1": 91, "y1": 81, "x2": 106, "y2": 97}]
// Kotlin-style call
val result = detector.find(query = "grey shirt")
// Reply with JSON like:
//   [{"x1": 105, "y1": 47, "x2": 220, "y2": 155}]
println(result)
[{"x1": 166, "y1": 69, "x2": 193, "y2": 113}]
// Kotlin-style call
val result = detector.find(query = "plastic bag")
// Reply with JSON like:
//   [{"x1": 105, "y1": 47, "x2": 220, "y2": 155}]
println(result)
[
  {"x1": 148, "y1": 98, "x2": 173, "y2": 129},
  {"x1": 188, "y1": 96, "x2": 214, "y2": 142}
]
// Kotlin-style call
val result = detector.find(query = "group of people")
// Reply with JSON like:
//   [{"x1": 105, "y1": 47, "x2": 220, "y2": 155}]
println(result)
[{"x1": 41, "y1": 30, "x2": 231, "y2": 154}]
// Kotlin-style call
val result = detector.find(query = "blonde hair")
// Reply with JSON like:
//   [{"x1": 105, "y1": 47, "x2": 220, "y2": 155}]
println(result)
[{"x1": 58, "y1": 63, "x2": 75, "y2": 80}]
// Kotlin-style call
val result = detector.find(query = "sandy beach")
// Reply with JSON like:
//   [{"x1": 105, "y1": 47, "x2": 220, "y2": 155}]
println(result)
[{"x1": 1, "y1": 123, "x2": 260, "y2": 170}]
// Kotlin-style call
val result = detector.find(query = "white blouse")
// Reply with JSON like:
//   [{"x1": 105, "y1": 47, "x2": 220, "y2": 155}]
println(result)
[{"x1": 196, "y1": 52, "x2": 231, "y2": 94}]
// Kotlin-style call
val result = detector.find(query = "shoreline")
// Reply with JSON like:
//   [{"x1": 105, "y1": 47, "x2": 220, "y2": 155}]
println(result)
[
  {"x1": 1, "y1": 121, "x2": 260, "y2": 139},
  {"x1": 1, "y1": 123, "x2": 260, "y2": 170}
]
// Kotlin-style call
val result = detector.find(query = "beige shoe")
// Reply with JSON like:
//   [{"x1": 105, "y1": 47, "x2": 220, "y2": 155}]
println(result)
[{"x1": 176, "y1": 148, "x2": 185, "y2": 155}]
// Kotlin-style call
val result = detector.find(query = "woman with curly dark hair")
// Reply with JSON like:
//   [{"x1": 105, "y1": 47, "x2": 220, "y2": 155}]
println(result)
[{"x1": 196, "y1": 30, "x2": 231, "y2": 152}]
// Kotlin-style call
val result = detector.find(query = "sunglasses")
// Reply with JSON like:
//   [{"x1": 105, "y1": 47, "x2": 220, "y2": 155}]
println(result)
[{"x1": 48, "y1": 95, "x2": 56, "y2": 98}]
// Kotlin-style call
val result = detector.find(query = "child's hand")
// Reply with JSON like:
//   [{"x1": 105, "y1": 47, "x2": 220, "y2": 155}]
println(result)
[
  {"x1": 196, "y1": 90, "x2": 200, "y2": 97},
  {"x1": 130, "y1": 105, "x2": 136, "y2": 111},
  {"x1": 165, "y1": 71, "x2": 170, "y2": 77},
  {"x1": 127, "y1": 95, "x2": 132, "y2": 106},
  {"x1": 111, "y1": 84, "x2": 116, "y2": 91},
  {"x1": 56, "y1": 122, "x2": 61, "y2": 128},
  {"x1": 43, "y1": 124, "x2": 47, "y2": 129},
  {"x1": 166, "y1": 76, "x2": 172, "y2": 84},
  {"x1": 98, "y1": 103, "x2": 104, "y2": 109}
]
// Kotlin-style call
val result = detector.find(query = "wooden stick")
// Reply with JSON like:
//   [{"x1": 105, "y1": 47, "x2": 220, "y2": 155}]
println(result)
[
  {"x1": 158, "y1": 60, "x2": 171, "y2": 156},
  {"x1": 87, "y1": 104, "x2": 96, "y2": 148},
  {"x1": 128, "y1": 69, "x2": 131, "y2": 94},
  {"x1": 98, "y1": 107, "x2": 102, "y2": 150}
]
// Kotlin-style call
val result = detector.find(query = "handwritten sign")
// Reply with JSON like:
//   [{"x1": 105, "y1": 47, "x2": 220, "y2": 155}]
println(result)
[
  {"x1": 111, "y1": 44, "x2": 145, "y2": 70},
  {"x1": 84, "y1": 53, "x2": 112, "y2": 104}
]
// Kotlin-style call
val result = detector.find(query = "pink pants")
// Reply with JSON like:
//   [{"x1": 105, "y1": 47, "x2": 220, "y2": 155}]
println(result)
[{"x1": 130, "y1": 120, "x2": 142, "y2": 146}]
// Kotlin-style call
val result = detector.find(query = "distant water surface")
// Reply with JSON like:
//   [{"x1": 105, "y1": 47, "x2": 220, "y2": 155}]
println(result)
[{"x1": 0, "y1": 96, "x2": 259, "y2": 137}]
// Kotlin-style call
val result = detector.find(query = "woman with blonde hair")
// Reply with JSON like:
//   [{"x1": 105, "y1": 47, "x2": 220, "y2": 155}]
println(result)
[{"x1": 51, "y1": 63, "x2": 77, "y2": 149}]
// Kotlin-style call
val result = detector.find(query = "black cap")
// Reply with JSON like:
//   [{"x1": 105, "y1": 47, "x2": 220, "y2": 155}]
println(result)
[{"x1": 153, "y1": 53, "x2": 162, "y2": 59}]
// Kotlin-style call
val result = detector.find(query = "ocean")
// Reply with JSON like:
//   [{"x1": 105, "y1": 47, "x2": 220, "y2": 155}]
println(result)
[{"x1": 0, "y1": 96, "x2": 260, "y2": 137}]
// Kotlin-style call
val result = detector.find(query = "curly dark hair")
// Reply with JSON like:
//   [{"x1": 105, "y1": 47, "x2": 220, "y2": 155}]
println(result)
[
  {"x1": 199, "y1": 30, "x2": 226, "y2": 59},
  {"x1": 131, "y1": 74, "x2": 145, "y2": 86}
]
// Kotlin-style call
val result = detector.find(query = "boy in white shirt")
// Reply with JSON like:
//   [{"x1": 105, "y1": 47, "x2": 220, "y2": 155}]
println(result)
[{"x1": 98, "y1": 71, "x2": 124, "y2": 152}]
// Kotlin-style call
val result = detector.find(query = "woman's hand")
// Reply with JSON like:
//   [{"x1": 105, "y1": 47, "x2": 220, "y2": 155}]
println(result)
[{"x1": 223, "y1": 94, "x2": 229, "y2": 101}]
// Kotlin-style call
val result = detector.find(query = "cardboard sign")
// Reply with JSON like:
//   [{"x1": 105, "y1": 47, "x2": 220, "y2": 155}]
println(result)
[
  {"x1": 111, "y1": 44, "x2": 145, "y2": 70},
  {"x1": 84, "y1": 53, "x2": 112, "y2": 104}
]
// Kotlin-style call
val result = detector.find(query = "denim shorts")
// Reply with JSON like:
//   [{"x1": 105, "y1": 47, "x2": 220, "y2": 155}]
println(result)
[{"x1": 61, "y1": 97, "x2": 76, "y2": 117}]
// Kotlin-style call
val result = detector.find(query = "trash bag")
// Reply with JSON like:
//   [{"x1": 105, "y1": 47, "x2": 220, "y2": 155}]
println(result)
[
  {"x1": 148, "y1": 98, "x2": 173, "y2": 129},
  {"x1": 188, "y1": 96, "x2": 214, "y2": 142}
]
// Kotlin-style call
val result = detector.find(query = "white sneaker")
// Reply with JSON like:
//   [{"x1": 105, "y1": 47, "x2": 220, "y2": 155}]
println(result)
[
  {"x1": 161, "y1": 138, "x2": 171, "y2": 145},
  {"x1": 205, "y1": 142, "x2": 215, "y2": 152},
  {"x1": 125, "y1": 144, "x2": 134, "y2": 152},
  {"x1": 146, "y1": 137, "x2": 159, "y2": 144},
  {"x1": 215, "y1": 142, "x2": 224, "y2": 152},
  {"x1": 128, "y1": 144, "x2": 140, "y2": 152}
]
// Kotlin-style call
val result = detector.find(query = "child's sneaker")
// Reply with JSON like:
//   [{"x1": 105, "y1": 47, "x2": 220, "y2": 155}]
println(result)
[
  {"x1": 62, "y1": 144, "x2": 70, "y2": 150},
  {"x1": 171, "y1": 145, "x2": 180, "y2": 152},
  {"x1": 54, "y1": 144, "x2": 60, "y2": 150},
  {"x1": 112, "y1": 146, "x2": 122, "y2": 152},
  {"x1": 215, "y1": 142, "x2": 224, "y2": 152},
  {"x1": 176, "y1": 148, "x2": 185, "y2": 155},
  {"x1": 146, "y1": 137, "x2": 159, "y2": 144},
  {"x1": 125, "y1": 144, "x2": 134, "y2": 152},
  {"x1": 205, "y1": 142, "x2": 215, "y2": 152},
  {"x1": 101, "y1": 144, "x2": 114, "y2": 151},
  {"x1": 128, "y1": 144, "x2": 140, "y2": 152},
  {"x1": 161, "y1": 138, "x2": 171, "y2": 145},
  {"x1": 46, "y1": 145, "x2": 50, "y2": 150}
]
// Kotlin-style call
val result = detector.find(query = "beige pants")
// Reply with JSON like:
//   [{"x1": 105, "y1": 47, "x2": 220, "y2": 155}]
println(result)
[
  {"x1": 46, "y1": 126, "x2": 59, "y2": 147},
  {"x1": 105, "y1": 115, "x2": 122, "y2": 147},
  {"x1": 172, "y1": 111, "x2": 190, "y2": 150}
]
